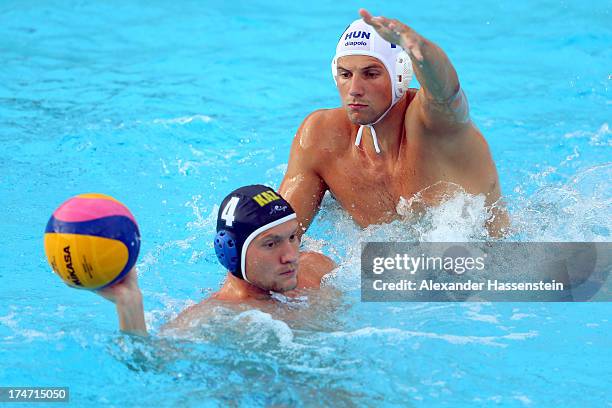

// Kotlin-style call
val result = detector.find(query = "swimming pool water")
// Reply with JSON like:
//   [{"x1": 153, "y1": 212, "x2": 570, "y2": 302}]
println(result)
[{"x1": 1, "y1": 0, "x2": 610, "y2": 406}]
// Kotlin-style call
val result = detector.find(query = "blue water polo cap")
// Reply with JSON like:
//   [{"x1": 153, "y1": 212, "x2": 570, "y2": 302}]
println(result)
[{"x1": 214, "y1": 185, "x2": 297, "y2": 282}]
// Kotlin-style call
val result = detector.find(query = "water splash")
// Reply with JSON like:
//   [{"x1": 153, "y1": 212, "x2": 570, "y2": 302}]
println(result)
[
  {"x1": 564, "y1": 122, "x2": 611, "y2": 147},
  {"x1": 396, "y1": 185, "x2": 491, "y2": 242},
  {"x1": 511, "y1": 163, "x2": 611, "y2": 241}
]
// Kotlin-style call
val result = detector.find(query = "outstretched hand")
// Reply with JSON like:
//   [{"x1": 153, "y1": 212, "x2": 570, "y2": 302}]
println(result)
[{"x1": 359, "y1": 8, "x2": 424, "y2": 61}]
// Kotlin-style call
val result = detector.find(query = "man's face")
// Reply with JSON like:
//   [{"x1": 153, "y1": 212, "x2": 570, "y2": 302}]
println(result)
[
  {"x1": 336, "y1": 55, "x2": 392, "y2": 125},
  {"x1": 245, "y1": 219, "x2": 300, "y2": 292}
]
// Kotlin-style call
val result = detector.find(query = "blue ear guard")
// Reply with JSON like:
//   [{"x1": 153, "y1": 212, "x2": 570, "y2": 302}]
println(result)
[{"x1": 214, "y1": 230, "x2": 239, "y2": 274}]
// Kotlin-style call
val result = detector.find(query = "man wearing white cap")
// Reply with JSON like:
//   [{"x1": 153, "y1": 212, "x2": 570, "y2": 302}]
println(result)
[{"x1": 280, "y1": 9, "x2": 509, "y2": 237}]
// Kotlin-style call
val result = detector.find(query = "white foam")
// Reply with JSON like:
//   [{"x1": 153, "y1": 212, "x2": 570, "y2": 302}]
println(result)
[
  {"x1": 330, "y1": 327, "x2": 538, "y2": 347},
  {"x1": 564, "y1": 123, "x2": 610, "y2": 146},
  {"x1": 232, "y1": 309, "x2": 296, "y2": 348},
  {"x1": 512, "y1": 163, "x2": 612, "y2": 241},
  {"x1": 510, "y1": 313, "x2": 535, "y2": 321},
  {"x1": 152, "y1": 114, "x2": 213, "y2": 125},
  {"x1": 513, "y1": 394, "x2": 533, "y2": 405},
  {"x1": 503, "y1": 332, "x2": 539, "y2": 340},
  {"x1": 0, "y1": 311, "x2": 66, "y2": 343},
  {"x1": 465, "y1": 310, "x2": 499, "y2": 324},
  {"x1": 176, "y1": 159, "x2": 202, "y2": 176},
  {"x1": 138, "y1": 237, "x2": 197, "y2": 271},
  {"x1": 313, "y1": 185, "x2": 492, "y2": 257},
  {"x1": 0, "y1": 311, "x2": 18, "y2": 329},
  {"x1": 397, "y1": 187, "x2": 490, "y2": 242}
]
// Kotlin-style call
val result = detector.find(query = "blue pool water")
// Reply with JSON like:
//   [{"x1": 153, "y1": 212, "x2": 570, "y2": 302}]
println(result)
[{"x1": 1, "y1": 0, "x2": 610, "y2": 406}]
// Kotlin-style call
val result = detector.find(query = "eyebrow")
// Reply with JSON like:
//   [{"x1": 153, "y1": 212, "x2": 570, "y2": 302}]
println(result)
[
  {"x1": 259, "y1": 234, "x2": 282, "y2": 242},
  {"x1": 337, "y1": 64, "x2": 384, "y2": 72},
  {"x1": 257, "y1": 229, "x2": 298, "y2": 242}
]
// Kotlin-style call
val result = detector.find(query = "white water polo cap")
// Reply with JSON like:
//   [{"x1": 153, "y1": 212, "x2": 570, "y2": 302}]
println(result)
[{"x1": 331, "y1": 19, "x2": 414, "y2": 153}]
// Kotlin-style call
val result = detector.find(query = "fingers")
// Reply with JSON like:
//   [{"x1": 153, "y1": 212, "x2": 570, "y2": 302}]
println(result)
[
  {"x1": 388, "y1": 19, "x2": 402, "y2": 32},
  {"x1": 359, "y1": 10, "x2": 397, "y2": 36},
  {"x1": 359, "y1": 8, "x2": 388, "y2": 28},
  {"x1": 379, "y1": 18, "x2": 403, "y2": 34},
  {"x1": 408, "y1": 43, "x2": 424, "y2": 62},
  {"x1": 359, "y1": 8, "x2": 373, "y2": 22},
  {"x1": 360, "y1": 10, "x2": 407, "y2": 34},
  {"x1": 94, "y1": 267, "x2": 139, "y2": 301},
  {"x1": 358, "y1": 10, "x2": 423, "y2": 61}
]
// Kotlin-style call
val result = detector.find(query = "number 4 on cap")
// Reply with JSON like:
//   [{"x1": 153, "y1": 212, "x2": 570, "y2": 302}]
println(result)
[{"x1": 221, "y1": 197, "x2": 239, "y2": 227}]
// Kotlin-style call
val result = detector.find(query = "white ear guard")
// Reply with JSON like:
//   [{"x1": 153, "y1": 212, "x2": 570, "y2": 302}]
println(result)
[
  {"x1": 394, "y1": 50, "x2": 413, "y2": 99},
  {"x1": 331, "y1": 58, "x2": 338, "y2": 86}
]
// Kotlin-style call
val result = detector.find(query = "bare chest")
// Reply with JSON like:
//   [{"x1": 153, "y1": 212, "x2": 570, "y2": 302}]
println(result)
[{"x1": 320, "y1": 151, "x2": 439, "y2": 226}]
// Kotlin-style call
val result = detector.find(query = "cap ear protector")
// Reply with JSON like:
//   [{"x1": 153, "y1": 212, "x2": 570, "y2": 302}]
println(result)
[
  {"x1": 331, "y1": 50, "x2": 412, "y2": 100},
  {"x1": 214, "y1": 230, "x2": 239, "y2": 275},
  {"x1": 394, "y1": 50, "x2": 411, "y2": 99}
]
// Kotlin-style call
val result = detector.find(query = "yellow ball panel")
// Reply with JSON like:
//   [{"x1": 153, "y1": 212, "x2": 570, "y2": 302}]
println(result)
[
  {"x1": 44, "y1": 233, "x2": 129, "y2": 289},
  {"x1": 77, "y1": 193, "x2": 122, "y2": 203}
]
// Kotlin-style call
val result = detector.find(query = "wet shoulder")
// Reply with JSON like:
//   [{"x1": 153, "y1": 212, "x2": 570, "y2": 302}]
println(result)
[
  {"x1": 297, "y1": 108, "x2": 353, "y2": 154},
  {"x1": 296, "y1": 251, "x2": 336, "y2": 288},
  {"x1": 161, "y1": 298, "x2": 251, "y2": 334}
]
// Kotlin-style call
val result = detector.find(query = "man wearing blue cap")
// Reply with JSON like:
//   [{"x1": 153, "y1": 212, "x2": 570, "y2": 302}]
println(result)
[
  {"x1": 280, "y1": 9, "x2": 509, "y2": 237},
  {"x1": 210, "y1": 184, "x2": 334, "y2": 296},
  {"x1": 97, "y1": 185, "x2": 335, "y2": 336}
]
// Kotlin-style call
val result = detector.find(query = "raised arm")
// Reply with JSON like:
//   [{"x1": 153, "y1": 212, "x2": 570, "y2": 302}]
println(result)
[
  {"x1": 96, "y1": 267, "x2": 148, "y2": 336},
  {"x1": 279, "y1": 114, "x2": 328, "y2": 237},
  {"x1": 360, "y1": 9, "x2": 469, "y2": 132}
]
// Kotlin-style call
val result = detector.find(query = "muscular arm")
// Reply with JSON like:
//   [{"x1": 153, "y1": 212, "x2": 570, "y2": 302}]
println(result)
[
  {"x1": 411, "y1": 40, "x2": 469, "y2": 131},
  {"x1": 279, "y1": 113, "x2": 328, "y2": 237},
  {"x1": 360, "y1": 9, "x2": 469, "y2": 132}
]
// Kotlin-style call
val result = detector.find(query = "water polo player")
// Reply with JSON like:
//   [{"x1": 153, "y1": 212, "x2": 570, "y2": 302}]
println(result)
[
  {"x1": 279, "y1": 8, "x2": 509, "y2": 237},
  {"x1": 96, "y1": 185, "x2": 335, "y2": 335}
]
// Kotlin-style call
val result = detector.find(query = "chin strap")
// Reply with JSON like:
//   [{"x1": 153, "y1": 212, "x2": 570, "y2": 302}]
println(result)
[
  {"x1": 354, "y1": 102, "x2": 395, "y2": 155},
  {"x1": 355, "y1": 125, "x2": 380, "y2": 154}
]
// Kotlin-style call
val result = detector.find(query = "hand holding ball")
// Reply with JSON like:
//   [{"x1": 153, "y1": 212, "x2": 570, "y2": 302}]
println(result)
[{"x1": 44, "y1": 194, "x2": 140, "y2": 290}]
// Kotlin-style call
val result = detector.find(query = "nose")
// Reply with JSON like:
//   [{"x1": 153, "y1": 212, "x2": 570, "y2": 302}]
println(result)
[
  {"x1": 280, "y1": 240, "x2": 299, "y2": 265},
  {"x1": 348, "y1": 75, "x2": 365, "y2": 97}
]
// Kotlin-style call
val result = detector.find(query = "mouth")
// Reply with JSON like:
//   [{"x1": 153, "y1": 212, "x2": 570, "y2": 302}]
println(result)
[
  {"x1": 279, "y1": 269, "x2": 296, "y2": 277},
  {"x1": 348, "y1": 103, "x2": 368, "y2": 111}
]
